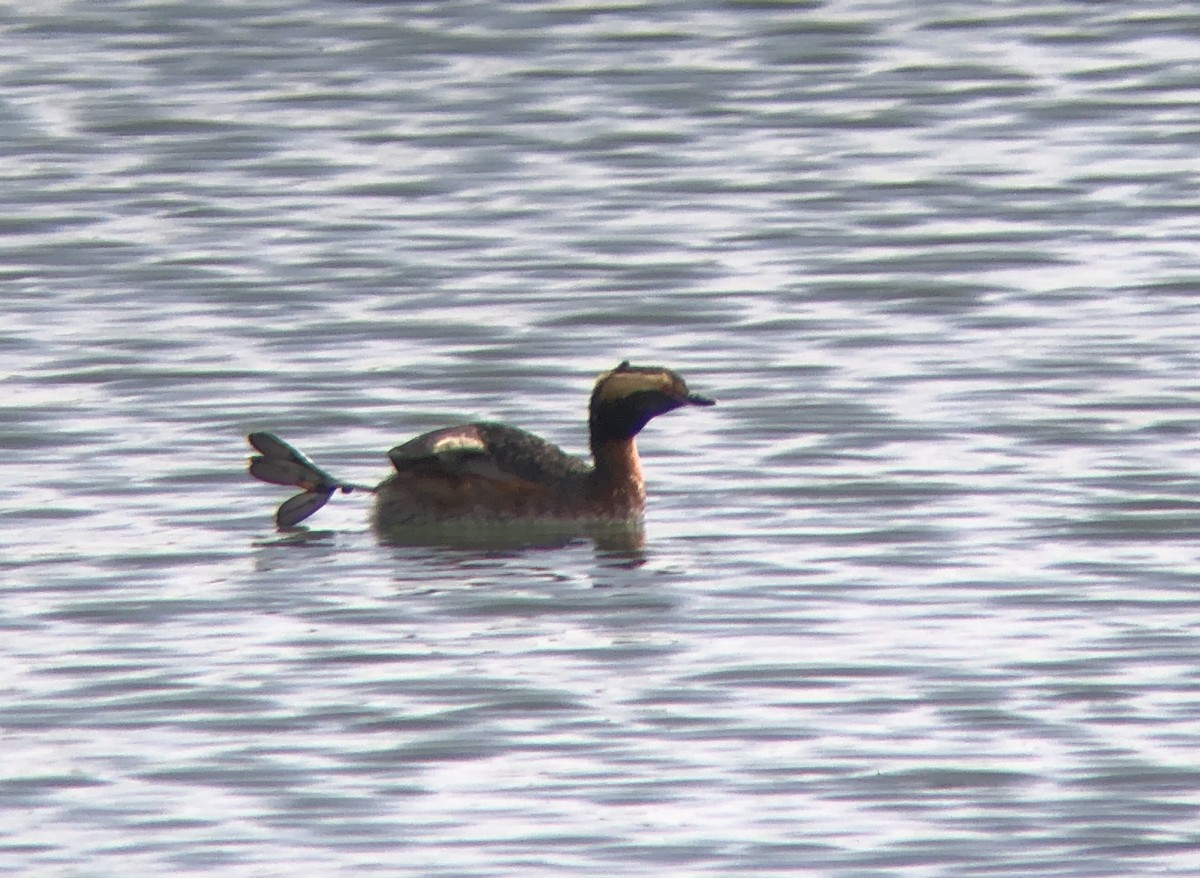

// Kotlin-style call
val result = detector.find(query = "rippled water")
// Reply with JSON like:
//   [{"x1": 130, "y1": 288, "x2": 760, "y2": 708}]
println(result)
[{"x1": 3, "y1": 1, "x2": 1200, "y2": 875}]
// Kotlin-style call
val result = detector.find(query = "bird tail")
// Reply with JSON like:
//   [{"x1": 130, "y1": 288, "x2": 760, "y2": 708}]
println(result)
[{"x1": 247, "y1": 432, "x2": 369, "y2": 528}]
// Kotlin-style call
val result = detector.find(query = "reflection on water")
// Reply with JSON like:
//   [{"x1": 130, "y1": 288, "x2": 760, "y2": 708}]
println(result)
[
  {"x1": 3, "y1": 1, "x2": 1200, "y2": 875},
  {"x1": 375, "y1": 520, "x2": 647, "y2": 554},
  {"x1": 257, "y1": 519, "x2": 648, "y2": 555}
]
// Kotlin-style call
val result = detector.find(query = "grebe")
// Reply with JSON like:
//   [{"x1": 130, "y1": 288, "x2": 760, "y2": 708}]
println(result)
[{"x1": 247, "y1": 361, "x2": 714, "y2": 533}]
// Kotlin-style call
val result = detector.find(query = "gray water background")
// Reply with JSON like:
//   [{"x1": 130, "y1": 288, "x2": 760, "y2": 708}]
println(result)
[{"x1": 2, "y1": 1, "x2": 1200, "y2": 875}]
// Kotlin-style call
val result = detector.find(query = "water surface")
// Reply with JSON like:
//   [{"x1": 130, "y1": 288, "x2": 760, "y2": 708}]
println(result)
[{"x1": 2, "y1": 2, "x2": 1200, "y2": 875}]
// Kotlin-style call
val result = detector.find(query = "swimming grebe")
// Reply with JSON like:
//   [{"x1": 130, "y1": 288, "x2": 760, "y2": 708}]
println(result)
[{"x1": 247, "y1": 361, "x2": 715, "y2": 531}]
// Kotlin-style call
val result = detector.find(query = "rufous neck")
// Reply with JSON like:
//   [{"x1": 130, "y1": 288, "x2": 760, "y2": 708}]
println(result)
[{"x1": 590, "y1": 437, "x2": 646, "y2": 510}]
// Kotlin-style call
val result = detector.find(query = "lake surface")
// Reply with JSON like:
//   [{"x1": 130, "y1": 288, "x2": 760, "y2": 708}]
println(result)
[{"x1": 3, "y1": 1, "x2": 1200, "y2": 875}]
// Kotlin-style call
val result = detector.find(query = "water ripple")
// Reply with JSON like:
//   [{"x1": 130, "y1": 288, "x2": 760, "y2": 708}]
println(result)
[{"x1": 2, "y1": 2, "x2": 1200, "y2": 876}]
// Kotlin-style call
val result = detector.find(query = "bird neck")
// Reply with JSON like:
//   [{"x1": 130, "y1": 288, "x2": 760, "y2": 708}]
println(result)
[{"x1": 589, "y1": 437, "x2": 646, "y2": 513}]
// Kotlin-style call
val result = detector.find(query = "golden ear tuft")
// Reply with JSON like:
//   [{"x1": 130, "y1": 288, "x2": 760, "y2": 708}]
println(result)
[{"x1": 593, "y1": 364, "x2": 678, "y2": 403}]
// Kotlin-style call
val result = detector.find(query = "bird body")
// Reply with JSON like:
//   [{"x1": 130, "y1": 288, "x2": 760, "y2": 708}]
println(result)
[{"x1": 247, "y1": 361, "x2": 714, "y2": 534}]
